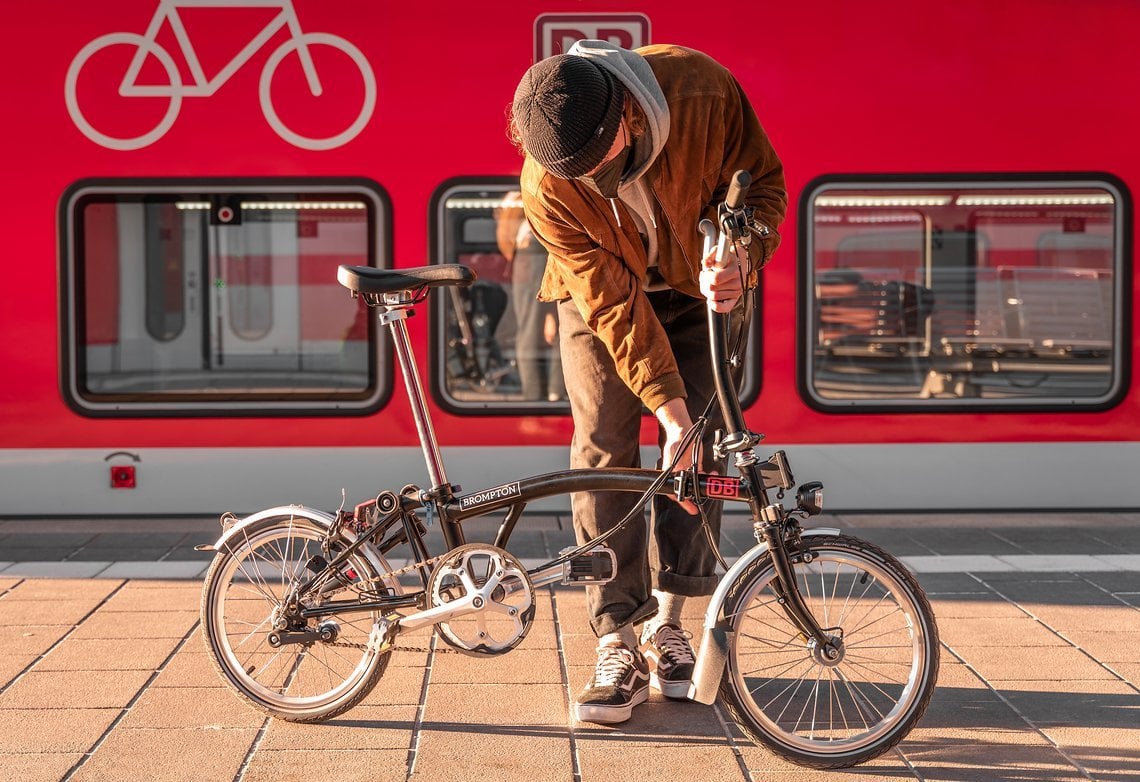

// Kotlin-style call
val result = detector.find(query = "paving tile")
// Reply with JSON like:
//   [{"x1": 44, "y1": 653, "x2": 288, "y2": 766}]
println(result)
[
  {"x1": 243, "y1": 748, "x2": 410, "y2": 782},
  {"x1": 1, "y1": 668, "x2": 151, "y2": 709},
  {"x1": 4, "y1": 579, "x2": 121, "y2": 602},
  {"x1": 69, "y1": 727, "x2": 257, "y2": 782},
  {"x1": 119, "y1": 685, "x2": 265, "y2": 729},
  {"x1": 901, "y1": 734, "x2": 1088, "y2": 781},
  {"x1": 429, "y1": 647, "x2": 561, "y2": 685},
  {"x1": 996, "y1": 554, "x2": 1120, "y2": 572},
  {"x1": 99, "y1": 583, "x2": 203, "y2": 612},
  {"x1": 69, "y1": 610, "x2": 198, "y2": 640},
  {"x1": 421, "y1": 682, "x2": 566, "y2": 726},
  {"x1": 355, "y1": 662, "x2": 428, "y2": 707},
  {"x1": 0, "y1": 655, "x2": 36, "y2": 688},
  {"x1": 151, "y1": 651, "x2": 220, "y2": 687},
  {"x1": 937, "y1": 617, "x2": 1069, "y2": 649},
  {"x1": 0, "y1": 708, "x2": 116, "y2": 753},
  {"x1": 1019, "y1": 602, "x2": 1140, "y2": 633},
  {"x1": 0, "y1": 624, "x2": 72, "y2": 656},
  {"x1": 901, "y1": 555, "x2": 1012, "y2": 573},
  {"x1": 954, "y1": 646, "x2": 1118, "y2": 682},
  {"x1": 1061, "y1": 630, "x2": 1140, "y2": 663},
  {"x1": 928, "y1": 595, "x2": 1028, "y2": 619},
  {"x1": 991, "y1": 679, "x2": 1140, "y2": 728},
  {"x1": 413, "y1": 731, "x2": 573, "y2": 782},
  {"x1": 97, "y1": 561, "x2": 208, "y2": 579},
  {"x1": 0, "y1": 752, "x2": 84, "y2": 782},
  {"x1": 579, "y1": 739, "x2": 744, "y2": 782},
  {"x1": 0, "y1": 562, "x2": 112, "y2": 579},
  {"x1": 0, "y1": 598, "x2": 105, "y2": 627},
  {"x1": 259, "y1": 703, "x2": 417, "y2": 750},
  {"x1": 68, "y1": 547, "x2": 172, "y2": 562},
  {"x1": 38, "y1": 635, "x2": 183, "y2": 671},
  {"x1": 1040, "y1": 726, "x2": 1140, "y2": 782}
]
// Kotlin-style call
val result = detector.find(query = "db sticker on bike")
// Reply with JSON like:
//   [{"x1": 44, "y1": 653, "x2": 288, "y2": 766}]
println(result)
[{"x1": 704, "y1": 476, "x2": 742, "y2": 499}]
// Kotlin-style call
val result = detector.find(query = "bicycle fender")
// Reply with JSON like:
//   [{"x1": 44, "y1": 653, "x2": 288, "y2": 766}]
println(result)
[
  {"x1": 205, "y1": 505, "x2": 400, "y2": 592},
  {"x1": 208, "y1": 505, "x2": 337, "y2": 551},
  {"x1": 688, "y1": 527, "x2": 840, "y2": 704}
]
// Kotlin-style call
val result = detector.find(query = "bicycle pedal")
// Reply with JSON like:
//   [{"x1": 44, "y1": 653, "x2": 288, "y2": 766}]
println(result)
[{"x1": 559, "y1": 545, "x2": 616, "y2": 585}]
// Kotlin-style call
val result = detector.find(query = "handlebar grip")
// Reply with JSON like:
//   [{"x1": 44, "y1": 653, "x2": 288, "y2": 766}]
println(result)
[{"x1": 726, "y1": 170, "x2": 751, "y2": 210}]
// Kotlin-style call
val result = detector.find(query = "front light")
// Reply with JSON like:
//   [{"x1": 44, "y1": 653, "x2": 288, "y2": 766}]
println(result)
[{"x1": 796, "y1": 481, "x2": 824, "y2": 516}]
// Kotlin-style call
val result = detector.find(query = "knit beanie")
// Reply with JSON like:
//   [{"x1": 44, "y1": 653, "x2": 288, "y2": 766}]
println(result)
[{"x1": 512, "y1": 54, "x2": 626, "y2": 179}]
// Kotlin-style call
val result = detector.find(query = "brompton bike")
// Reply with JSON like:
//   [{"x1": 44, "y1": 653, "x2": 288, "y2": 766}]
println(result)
[{"x1": 198, "y1": 172, "x2": 939, "y2": 769}]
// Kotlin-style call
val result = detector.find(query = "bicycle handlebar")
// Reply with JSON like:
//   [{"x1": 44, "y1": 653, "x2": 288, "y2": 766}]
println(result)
[{"x1": 725, "y1": 169, "x2": 751, "y2": 211}]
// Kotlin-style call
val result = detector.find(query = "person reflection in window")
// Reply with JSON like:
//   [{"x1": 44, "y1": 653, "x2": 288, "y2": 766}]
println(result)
[{"x1": 496, "y1": 192, "x2": 567, "y2": 402}]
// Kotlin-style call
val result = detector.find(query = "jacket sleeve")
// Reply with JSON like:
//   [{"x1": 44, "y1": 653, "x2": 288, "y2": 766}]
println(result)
[
  {"x1": 708, "y1": 71, "x2": 787, "y2": 276},
  {"x1": 523, "y1": 179, "x2": 686, "y2": 411}
]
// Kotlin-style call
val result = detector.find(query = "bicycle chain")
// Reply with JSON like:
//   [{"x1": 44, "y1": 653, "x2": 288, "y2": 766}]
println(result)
[{"x1": 324, "y1": 551, "x2": 459, "y2": 654}]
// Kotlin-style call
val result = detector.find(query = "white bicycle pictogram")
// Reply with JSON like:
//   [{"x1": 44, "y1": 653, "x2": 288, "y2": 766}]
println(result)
[{"x1": 65, "y1": 0, "x2": 377, "y2": 151}]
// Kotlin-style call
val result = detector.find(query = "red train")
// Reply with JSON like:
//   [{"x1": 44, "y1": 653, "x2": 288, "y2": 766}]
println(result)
[{"x1": 1, "y1": 0, "x2": 1135, "y2": 516}]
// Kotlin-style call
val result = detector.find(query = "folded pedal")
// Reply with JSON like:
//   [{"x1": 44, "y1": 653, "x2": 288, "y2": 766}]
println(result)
[{"x1": 560, "y1": 545, "x2": 616, "y2": 585}]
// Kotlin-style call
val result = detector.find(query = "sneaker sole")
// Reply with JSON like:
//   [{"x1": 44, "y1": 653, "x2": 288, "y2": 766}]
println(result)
[
  {"x1": 650, "y1": 672, "x2": 692, "y2": 699},
  {"x1": 575, "y1": 686, "x2": 649, "y2": 724}
]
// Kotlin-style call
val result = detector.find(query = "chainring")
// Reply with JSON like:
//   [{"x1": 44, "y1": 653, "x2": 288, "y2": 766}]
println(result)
[{"x1": 428, "y1": 543, "x2": 535, "y2": 657}]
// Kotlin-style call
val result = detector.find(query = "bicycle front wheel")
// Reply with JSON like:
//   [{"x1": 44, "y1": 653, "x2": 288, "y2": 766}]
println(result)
[
  {"x1": 718, "y1": 534, "x2": 939, "y2": 769},
  {"x1": 201, "y1": 514, "x2": 394, "y2": 722}
]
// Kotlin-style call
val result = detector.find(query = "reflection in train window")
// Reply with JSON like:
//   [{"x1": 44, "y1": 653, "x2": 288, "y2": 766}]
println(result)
[
  {"x1": 802, "y1": 178, "x2": 1128, "y2": 409},
  {"x1": 431, "y1": 180, "x2": 763, "y2": 414},
  {"x1": 431, "y1": 181, "x2": 570, "y2": 412},
  {"x1": 62, "y1": 180, "x2": 390, "y2": 415}
]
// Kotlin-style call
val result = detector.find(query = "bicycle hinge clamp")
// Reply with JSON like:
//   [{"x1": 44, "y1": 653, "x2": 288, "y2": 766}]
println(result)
[{"x1": 377, "y1": 307, "x2": 411, "y2": 326}]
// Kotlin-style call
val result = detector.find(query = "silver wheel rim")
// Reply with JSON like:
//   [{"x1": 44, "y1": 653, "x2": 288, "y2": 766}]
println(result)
[
  {"x1": 727, "y1": 547, "x2": 930, "y2": 754},
  {"x1": 208, "y1": 519, "x2": 383, "y2": 711}
]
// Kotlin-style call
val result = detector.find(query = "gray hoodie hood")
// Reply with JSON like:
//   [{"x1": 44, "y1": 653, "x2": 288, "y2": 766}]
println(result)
[{"x1": 567, "y1": 39, "x2": 670, "y2": 184}]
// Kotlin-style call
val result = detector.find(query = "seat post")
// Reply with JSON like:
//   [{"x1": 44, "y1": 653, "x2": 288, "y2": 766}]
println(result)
[{"x1": 382, "y1": 305, "x2": 451, "y2": 493}]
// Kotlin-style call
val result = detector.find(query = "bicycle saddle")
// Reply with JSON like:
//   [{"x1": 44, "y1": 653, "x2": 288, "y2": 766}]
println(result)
[{"x1": 337, "y1": 264, "x2": 477, "y2": 295}]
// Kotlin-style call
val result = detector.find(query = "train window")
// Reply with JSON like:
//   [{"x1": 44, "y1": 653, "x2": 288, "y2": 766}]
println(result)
[
  {"x1": 801, "y1": 176, "x2": 1129, "y2": 410},
  {"x1": 61, "y1": 179, "x2": 391, "y2": 416},
  {"x1": 429, "y1": 179, "x2": 761, "y2": 414}
]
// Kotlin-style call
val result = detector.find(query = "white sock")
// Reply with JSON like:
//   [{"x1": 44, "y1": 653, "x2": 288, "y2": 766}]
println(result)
[
  {"x1": 643, "y1": 590, "x2": 685, "y2": 638},
  {"x1": 599, "y1": 625, "x2": 638, "y2": 649}
]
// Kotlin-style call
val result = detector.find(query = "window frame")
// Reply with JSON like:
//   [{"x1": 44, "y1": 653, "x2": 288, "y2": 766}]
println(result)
[
  {"x1": 428, "y1": 177, "x2": 762, "y2": 416},
  {"x1": 59, "y1": 177, "x2": 393, "y2": 417},
  {"x1": 797, "y1": 172, "x2": 1132, "y2": 413}
]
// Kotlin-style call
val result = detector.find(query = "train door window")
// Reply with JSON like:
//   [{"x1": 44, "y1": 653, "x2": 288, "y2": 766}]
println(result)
[
  {"x1": 61, "y1": 179, "x2": 391, "y2": 415},
  {"x1": 429, "y1": 179, "x2": 761, "y2": 413},
  {"x1": 801, "y1": 176, "x2": 1129, "y2": 410}
]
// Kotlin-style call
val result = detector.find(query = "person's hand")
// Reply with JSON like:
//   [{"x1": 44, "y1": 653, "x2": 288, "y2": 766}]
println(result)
[
  {"x1": 655, "y1": 398, "x2": 698, "y2": 514},
  {"x1": 699, "y1": 243, "x2": 746, "y2": 313}
]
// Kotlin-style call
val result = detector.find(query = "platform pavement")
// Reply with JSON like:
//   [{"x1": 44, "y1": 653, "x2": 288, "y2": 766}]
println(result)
[{"x1": 0, "y1": 510, "x2": 1137, "y2": 781}]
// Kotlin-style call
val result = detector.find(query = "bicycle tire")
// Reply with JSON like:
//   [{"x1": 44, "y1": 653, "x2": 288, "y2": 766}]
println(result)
[
  {"x1": 200, "y1": 513, "x2": 394, "y2": 722},
  {"x1": 718, "y1": 534, "x2": 939, "y2": 768}
]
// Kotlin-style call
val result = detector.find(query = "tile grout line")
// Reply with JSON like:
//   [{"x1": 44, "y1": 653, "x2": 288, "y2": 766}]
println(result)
[
  {"x1": 62, "y1": 616, "x2": 203, "y2": 782},
  {"x1": 404, "y1": 633, "x2": 438, "y2": 780},
  {"x1": 0, "y1": 579, "x2": 130, "y2": 696},
  {"x1": 549, "y1": 587, "x2": 583, "y2": 782},
  {"x1": 956, "y1": 572, "x2": 1101, "y2": 780},
  {"x1": 708, "y1": 701, "x2": 760, "y2": 781},
  {"x1": 938, "y1": 638, "x2": 1095, "y2": 781}
]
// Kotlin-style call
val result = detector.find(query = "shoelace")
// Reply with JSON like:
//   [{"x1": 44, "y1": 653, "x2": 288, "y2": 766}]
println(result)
[
  {"x1": 653, "y1": 626, "x2": 695, "y2": 665},
  {"x1": 593, "y1": 645, "x2": 637, "y2": 687}
]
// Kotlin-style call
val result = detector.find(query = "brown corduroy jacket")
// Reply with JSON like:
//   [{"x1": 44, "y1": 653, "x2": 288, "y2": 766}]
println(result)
[{"x1": 517, "y1": 44, "x2": 786, "y2": 412}]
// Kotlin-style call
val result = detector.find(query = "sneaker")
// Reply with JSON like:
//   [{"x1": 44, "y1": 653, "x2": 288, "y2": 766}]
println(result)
[
  {"x1": 574, "y1": 642, "x2": 650, "y2": 724},
  {"x1": 641, "y1": 624, "x2": 695, "y2": 699}
]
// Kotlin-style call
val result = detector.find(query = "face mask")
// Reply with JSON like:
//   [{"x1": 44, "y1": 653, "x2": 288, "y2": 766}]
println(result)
[{"x1": 580, "y1": 145, "x2": 631, "y2": 199}]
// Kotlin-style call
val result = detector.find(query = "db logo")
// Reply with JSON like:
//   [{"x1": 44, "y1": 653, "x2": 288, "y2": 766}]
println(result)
[
  {"x1": 534, "y1": 13, "x2": 651, "y2": 61},
  {"x1": 705, "y1": 476, "x2": 740, "y2": 499}
]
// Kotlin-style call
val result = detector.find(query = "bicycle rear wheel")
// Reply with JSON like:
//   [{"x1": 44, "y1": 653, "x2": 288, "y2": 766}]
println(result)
[
  {"x1": 718, "y1": 534, "x2": 939, "y2": 768},
  {"x1": 201, "y1": 513, "x2": 394, "y2": 722}
]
